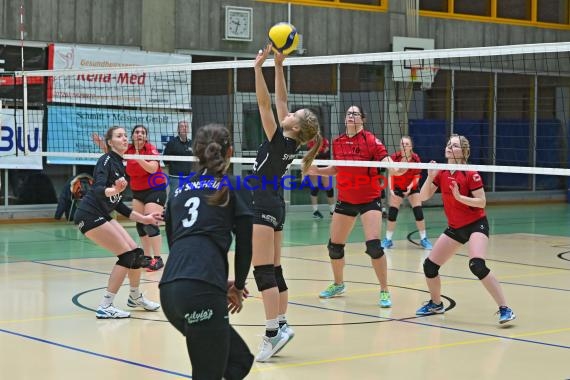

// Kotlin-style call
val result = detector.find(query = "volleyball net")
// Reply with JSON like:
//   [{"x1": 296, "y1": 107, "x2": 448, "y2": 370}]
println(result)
[{"x1": 4, "y1": 41, "x2": 570, "y2": 191}]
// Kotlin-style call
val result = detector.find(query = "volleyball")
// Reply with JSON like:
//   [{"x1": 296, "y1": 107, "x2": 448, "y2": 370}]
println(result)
[{"x1": 268, "y1": 22, "x2": 299, "y2": 55}]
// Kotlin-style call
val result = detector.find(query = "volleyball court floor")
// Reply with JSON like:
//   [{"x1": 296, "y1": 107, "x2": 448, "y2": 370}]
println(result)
[{"x1": 0, "y1": 203, "x2": 568, "y2": 379}]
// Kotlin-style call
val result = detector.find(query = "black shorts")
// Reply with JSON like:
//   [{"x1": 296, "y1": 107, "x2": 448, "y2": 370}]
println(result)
[
  {"x1": 393, "y1": 187, "x2": 420, "y2": 198},
  {"x1": 444, "y1": 216, "x2": 490, "y2": 244},
  {"x1": 253, "y1": 205, "x2": 286, "y2": 231},
  {"x1": 74, "y1": 209, "x2": 112, "y2": 234},
  {"x1": 160, "y1": 279, "x2": 253, "y2": 379},
  {"x1": 132, "y1": 188, "x2": 167, "y2": 206},
  {"x1": 334, "y1": 198, "x2": 382, "y2": 217}
]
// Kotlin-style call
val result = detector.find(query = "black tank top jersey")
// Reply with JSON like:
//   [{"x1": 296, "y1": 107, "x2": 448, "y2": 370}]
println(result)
[
  {"x1": 250, "y1": 127, "x2": 299, "y2": 205},
  {"x1": 161, "y1": 173, "x2": 253, "y2": 289},
  {"x1": 78, "y1": 151, "x2": 132, "y2": 217}
]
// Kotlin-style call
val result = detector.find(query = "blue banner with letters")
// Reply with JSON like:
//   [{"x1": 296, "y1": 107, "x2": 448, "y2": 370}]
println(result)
[{"x1": 0, "y1": 109, "x2": 43, "y2": 169}]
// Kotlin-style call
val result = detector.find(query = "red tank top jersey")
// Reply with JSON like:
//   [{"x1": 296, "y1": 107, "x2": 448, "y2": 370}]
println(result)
[
  {"x1": 433, "y1": 170, "x2": 486, "y2": 228},
  {"x1": 332, "y1": 130, "x2": 388, "y2": 204},
  {"x1": 390, "y1": 151, "x2": 422, "y2": 190},
  {"x1": 126, "y1": 142, "x2": 164, "y2": 191}
]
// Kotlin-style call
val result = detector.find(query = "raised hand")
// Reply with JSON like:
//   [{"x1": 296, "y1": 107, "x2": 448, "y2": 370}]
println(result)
[{"x1": 254, "y1": 44, "x2": 272, "y2": 69}]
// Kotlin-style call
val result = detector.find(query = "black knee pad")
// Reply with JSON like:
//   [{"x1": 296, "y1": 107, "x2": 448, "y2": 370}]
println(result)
[
  {"x1": 310, "y1": 187, "x2": 319, "y2": 197},
  {"x1": 469, "y1": 258, "x2": 490, "y2": 280},
  {"x1": 326, "y1": 188, "x2": 334, "y2": 198},
  {"x1": 116, "y1": 247, "x2": 145, "y2": 269},
  {"x1": 423, "y1": 258, "x2": 440, "y2": 278},
  {"x1": 136, "y1": 222, "x2": 147, "y2": 237},
  {"x1": 274, "y1": 265, "x2": 288, "y2": 292},
  {"x1": 365, "y1": 239, "x2": 384, "y2": 259},
  {"x1": 388, "y1": 206, "x2": 399, "y2": 222},
  {"x1": 143, "y1": 223, "x2": 160, "y2": 237},
  {"x1": 253, "y1": 264, "x2": 277, "y2": 291},
  {"x1": 412, "y1": 206, "x2": 424, "y2": 221},
  {"x1": 327, "y1": 240, "x2": 345, "y2": 260}
]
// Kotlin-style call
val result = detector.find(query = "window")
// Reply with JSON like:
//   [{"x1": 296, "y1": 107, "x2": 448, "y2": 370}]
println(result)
[
  {"x1": 340, "y1": 0, "x2": 381, "y2": 4},
  {"x1": 497, "y1": 0, "x2": 531, "y2": 20},
  {"x1": 538, "y1": 0, "x2": 568, "y2": 24},
  {"x1": 454, "y1": 0, "x2": 491, "y2": 16},
  {"x1": 419, "y1": 0, "x2": 448, "y2": 12},
  {"x1": 265, "y1": 0, "x2": 385, "y2": 10}
]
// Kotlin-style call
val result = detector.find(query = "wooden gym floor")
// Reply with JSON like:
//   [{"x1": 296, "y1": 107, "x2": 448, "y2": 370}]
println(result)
[{"x1": 0, "y1": 203, "x2": 569, "y2": 379}]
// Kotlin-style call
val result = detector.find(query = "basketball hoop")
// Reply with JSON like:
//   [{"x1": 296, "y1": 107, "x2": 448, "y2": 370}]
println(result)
[{"x1": 410, "y1": 65, "x2": 439, "y2": 89}]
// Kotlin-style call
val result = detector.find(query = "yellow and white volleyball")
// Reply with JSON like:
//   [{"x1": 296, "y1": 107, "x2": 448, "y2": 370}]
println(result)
[{"x1": 268, "y1": 22, "x2": 299, "y2": 55}]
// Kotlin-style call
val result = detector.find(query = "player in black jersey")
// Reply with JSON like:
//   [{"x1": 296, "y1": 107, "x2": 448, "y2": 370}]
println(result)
[
  {"x1": 160, "y1": 124, "x2": 254, "y2": 380},
  {"x1": 74, "y1": 126, "x2": 162, "y2": 319},
  {"x1": 252, "y1": 45, "x2": 323, "y2": 362}
]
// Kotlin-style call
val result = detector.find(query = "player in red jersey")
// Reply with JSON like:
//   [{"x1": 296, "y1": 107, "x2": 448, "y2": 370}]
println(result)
[
  {"x1": 416, "y1": 134, "x2": 516, "y2": 324},
  {"x1": 125, "y1": 125, "x2": 166, "y2": 271},
  {"x1": 307, "y1": 105, "x2": 403, "y2": 307},
  {"x1": 381, "y1": 136, "x2": 433, "y2": 250},
  {"x1": 306, "y1": 136, "x2": 335, "y2": 218}
]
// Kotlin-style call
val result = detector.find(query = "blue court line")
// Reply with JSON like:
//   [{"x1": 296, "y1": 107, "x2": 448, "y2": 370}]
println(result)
[{"x1": 0, "y1": 327, "x2": 191, "y2": 378}]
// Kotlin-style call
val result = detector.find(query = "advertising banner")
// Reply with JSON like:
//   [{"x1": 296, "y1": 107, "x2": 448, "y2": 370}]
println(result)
[
  {"x1": 47, "y1": 105, "x2": 192, "y2": 165},
  {"x1": 47, "y1": 44, "x2": 191, "y2": 109},
  {"x1": 0, "y1": 109, "x2": 43, "y2": 169}
]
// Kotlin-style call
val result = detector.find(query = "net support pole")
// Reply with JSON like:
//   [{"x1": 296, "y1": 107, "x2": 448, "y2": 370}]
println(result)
[
  {"x1": 22, "y1": 75, "x2": 28, "y2": 155},
  {"x1": 492, "y1": 72, "x2": 498, "y2": 192},
  {"x1": 450, "y1": 69, "x2": 455, "y2": 134},
  {"x1": 532, "y1": 74, "x2": 538, "y2": 191}
]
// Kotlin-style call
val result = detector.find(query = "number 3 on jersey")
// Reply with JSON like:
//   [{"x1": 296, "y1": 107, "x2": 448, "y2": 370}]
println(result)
[{"x1": 182, "y1": 197, "x2": 201, "y2": 228}]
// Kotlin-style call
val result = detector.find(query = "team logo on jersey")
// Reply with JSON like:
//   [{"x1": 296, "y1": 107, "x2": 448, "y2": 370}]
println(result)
[
  {"x1": 185, "y1": 309, "x2": 213, "y2": 325},
  {"x1": 472, "y1": 174, "x2": 481, "y2": 182},
  {"x1": 108, "y1": 193, "x2": 122, "y2": 204},
  {"x1": 261, "y1": 213, "x2": 278, "y2": 227}
]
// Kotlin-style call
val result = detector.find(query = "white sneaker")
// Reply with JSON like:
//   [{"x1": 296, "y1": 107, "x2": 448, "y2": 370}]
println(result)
[
  {"x1": 96, "y1": 304, "x2": 130, "y2": 319},
  {"x1": 255, "y1": 330, "x2": 289, "y2": 362},
  {"x1": 127, "y1": 294, "x2": 161, "y2": 311},
  {"x1": 273, "y1": 324, "x2": 295, "y2": 355}
]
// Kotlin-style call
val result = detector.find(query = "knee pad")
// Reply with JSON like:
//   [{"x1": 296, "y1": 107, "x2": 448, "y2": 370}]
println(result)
[
  {"x1": 412, "y1": 206, "x2": 424, "y2": 221},
  {"x1": 469, "y1": 258, "x2": 490, "y2": 280},
  {"x1": 365, "y1": 239, "x2": 384, "y2": 259},
  {"x1": 388, "y1": 206, "x2": 399, "y2": 222},
  {"x1": 310, "y1": 187, "x2": 319, "y2": 197},
  {"x1": 136, "y1": 222, "x2": 147, "y2": 237},
  {"x1": 326, "y1": 188, "x2": 334, "y2": 198},
  {"x1": 253, "y1": 264, "x2": 277, "y2": 292},
  {"x1": 423, "y1": 258, "x2": 440, "y2": 278},
  {"x1": 143, "y1": 223, "x2": 160, "y2": 237},
  {"x1": 274, "y1": 265, "x2": 288, "y2": 292},
  {"x1": 116, "y1": 247, "x2": 145, "y2": 269},
  {"x1": 327, "y1": 240, "x2": 345, "y2": 260}
]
